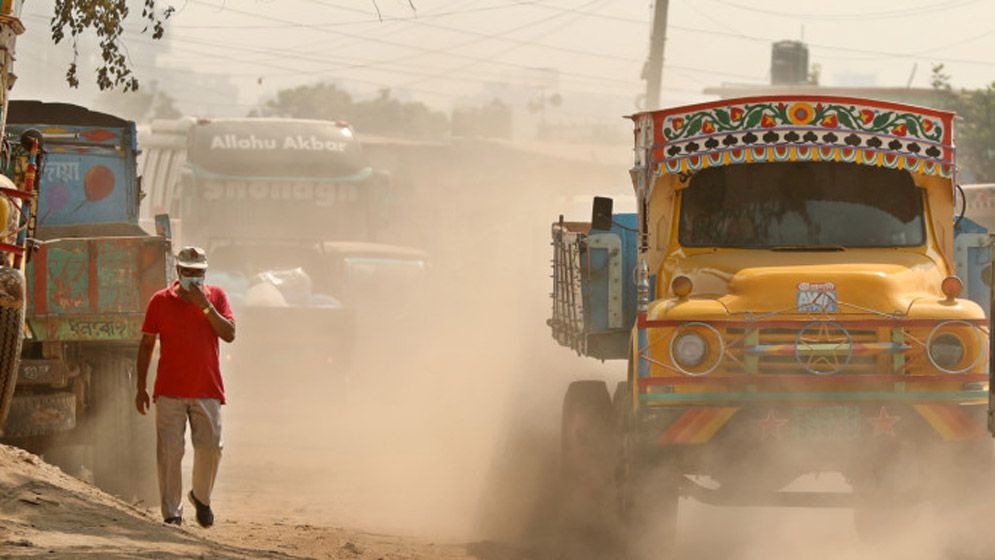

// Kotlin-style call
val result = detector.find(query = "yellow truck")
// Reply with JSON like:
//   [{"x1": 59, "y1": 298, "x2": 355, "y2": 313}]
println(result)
[{"x1": 551, "y1": 95, "x2": 992, "y2": 556}]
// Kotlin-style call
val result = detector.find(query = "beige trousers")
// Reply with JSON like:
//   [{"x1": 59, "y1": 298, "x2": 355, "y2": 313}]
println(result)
[{"x1": 155, "y1": 396, "x2": 223, "y2": 520}]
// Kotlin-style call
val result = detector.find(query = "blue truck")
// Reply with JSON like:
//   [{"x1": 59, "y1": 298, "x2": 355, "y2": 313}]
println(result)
[{"x1": 0, "y1": 101, "x2": 170, "y2": 502}]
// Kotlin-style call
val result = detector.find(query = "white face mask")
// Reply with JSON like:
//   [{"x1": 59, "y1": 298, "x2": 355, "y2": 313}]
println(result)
[{"x1": 180, "y1": 276, "x2": 204, "y2": 291}]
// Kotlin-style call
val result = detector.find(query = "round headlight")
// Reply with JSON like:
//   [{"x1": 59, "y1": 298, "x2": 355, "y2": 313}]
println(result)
[
  {"x1": 929, "y1": 333, "x2": 964, "y2": 370},
  {"x1": 673, "y1": 332, "x2": 708, "y2": 367}
]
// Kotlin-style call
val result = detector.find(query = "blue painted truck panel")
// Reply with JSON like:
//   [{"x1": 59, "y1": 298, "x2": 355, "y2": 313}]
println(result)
[
  {"x1": 550, "y1": 213, "x2": 652, "y2": 360},
  {"x1": 955, "y1": 217, "x2": 991, "y2": 317},
  {"x1": 5, "y1": 101, "x2": 139, "y2": 228}
]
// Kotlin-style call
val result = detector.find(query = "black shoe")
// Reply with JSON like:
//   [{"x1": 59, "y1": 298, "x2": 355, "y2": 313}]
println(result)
[
  {"x1": 188, "y1": 491, "x2": 214, "y2": 528},
  {"x1": 164, "y1": 516, "x2": 182, "y2": 526}
]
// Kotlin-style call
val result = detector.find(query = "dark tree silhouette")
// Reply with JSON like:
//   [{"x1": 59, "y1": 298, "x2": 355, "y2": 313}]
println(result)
[{"x1": 50, "y1": 0, "x2": 174, "y2": 92}]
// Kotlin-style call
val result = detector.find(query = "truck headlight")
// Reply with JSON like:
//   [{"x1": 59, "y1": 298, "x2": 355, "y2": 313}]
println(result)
[
  {"x1": 673, "y1": 332, "x2": 708, "y2": 367},
  {"x1": 929, "y1": 334, "x2": 964, "y2": 371}
]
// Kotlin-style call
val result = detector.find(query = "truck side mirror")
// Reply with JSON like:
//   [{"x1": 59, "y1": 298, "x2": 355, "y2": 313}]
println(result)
[
  {"x1": 154, "y1": 213, "x2": 172, "y2": 241},
  {"x1": 591, "y1": 196, "x2": 614, "y2": 231}
]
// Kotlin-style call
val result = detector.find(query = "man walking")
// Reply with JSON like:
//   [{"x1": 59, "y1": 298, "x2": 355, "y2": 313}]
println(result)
[{"x1": 135, "y1": 246, "x2": 236, "y2": 528}]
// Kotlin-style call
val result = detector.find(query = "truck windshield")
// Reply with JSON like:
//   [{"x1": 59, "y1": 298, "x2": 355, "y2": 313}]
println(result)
[{"x1": 678, "y1": 162, "x2": 925, "y2": 248}]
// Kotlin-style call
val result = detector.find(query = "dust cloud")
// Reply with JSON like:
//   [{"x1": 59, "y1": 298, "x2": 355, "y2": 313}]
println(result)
[
  {"x1": 203, "y1": 140, "x2": 621, "y2": 546},
  {"x1": 164, "y1": 139, "x2": 995, "y2": 560}
]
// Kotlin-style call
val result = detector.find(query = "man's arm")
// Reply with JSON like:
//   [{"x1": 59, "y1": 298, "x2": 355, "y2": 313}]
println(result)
[
  {"x1": 135, "y1": 333, "x2": 156, "y2": 415},
  {"x1": 188, "y1": 285, "x2": 236, "y2": 342},
  {"x1": 204, "y1": 305, "x2": 235, "y2": 343}
]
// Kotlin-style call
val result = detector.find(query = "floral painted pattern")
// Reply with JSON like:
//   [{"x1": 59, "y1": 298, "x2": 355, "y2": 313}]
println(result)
[
  {"x1": 662, "y1": 101, "x2": 945, "y2": 145},
  {"x1": 644, "y1": 97, "x2": 955, "y2": 179}
]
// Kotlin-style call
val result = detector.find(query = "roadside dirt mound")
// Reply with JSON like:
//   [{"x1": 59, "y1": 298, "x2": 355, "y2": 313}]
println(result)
[
  {"x1": 0, "y1": 443, "x2": 290, "y2": 559},
  {"x1": 0, "y1": 444, "x2": 478, "y2": 559}
]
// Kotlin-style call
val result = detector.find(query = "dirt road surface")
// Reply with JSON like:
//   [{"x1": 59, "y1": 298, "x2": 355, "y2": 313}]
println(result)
[{"x1": 0, "y1": 442, "x2": 477, "y2": 559}]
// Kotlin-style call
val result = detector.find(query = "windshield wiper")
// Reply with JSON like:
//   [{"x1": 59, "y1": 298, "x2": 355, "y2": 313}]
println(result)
[{"x1": 770, "y1": 245, "x2": 846, "y2": 252}]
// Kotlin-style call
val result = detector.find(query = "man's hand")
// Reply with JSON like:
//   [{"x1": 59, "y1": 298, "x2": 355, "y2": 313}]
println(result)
[
  {"x1": 136, "y1": 388, "x2": 151, "y2": 415},
  {"x1": 188, "y1": 283, "x2": 210, "y2": 309}
]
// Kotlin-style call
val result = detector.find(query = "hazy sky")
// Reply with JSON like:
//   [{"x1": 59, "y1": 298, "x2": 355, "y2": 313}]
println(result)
[{"x1": 12, "y1": 0, "x2": 995, "y2": 119}]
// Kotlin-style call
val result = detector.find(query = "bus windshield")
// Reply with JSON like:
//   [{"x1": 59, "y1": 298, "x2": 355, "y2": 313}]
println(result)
[{"x1": 678, "y1": 162, "x2": 925, "y2": 249}]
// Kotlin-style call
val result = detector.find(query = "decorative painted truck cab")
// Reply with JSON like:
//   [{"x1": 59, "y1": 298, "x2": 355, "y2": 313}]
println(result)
[{"x1": 554, "y1": 96, "x2": 993, "y2": 557}]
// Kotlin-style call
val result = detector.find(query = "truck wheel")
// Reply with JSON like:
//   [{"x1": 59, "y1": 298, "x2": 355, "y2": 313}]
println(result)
[
  {"x1": 928, "y1": 440, "x2": 995, "y2": 555},
  {"x1": 618, "y1": 462, "x2": 681, "y2": 560},
  {"x1": 559, "y1": 380, "x2": 617, "y2": 549},
  {"x1": 1, "y1": 393, "x2": 77, "y2": 438},
  {"x1": 88, "y1": 350, "x2": 158, "y2": 506},
  {"x1": 851, "y1": 454, "x2": 924, "y2": 543},
  {"x1": 0, "y1": 267, "x2": 26, "y2": 434}
]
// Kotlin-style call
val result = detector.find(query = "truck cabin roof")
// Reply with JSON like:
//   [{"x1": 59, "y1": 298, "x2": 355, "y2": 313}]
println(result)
[
  {"x1": 630, "y1": 94, "x2": 956, "y2": 190},
  {"x1": 6, "y1": 100, "x2": 131, "y2": 128}
]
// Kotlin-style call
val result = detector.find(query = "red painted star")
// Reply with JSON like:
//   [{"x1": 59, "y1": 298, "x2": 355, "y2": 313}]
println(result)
[
  {"x1": 758, "y1": 410, "x2": 789, "y2": 440},
  {"x1": 868, "y1": 406, "x2": 901, "y2": 436}
]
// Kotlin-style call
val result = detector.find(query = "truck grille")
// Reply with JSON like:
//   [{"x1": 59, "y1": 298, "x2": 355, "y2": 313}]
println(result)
[{"x1": 724, "y1": 326, "x2": 883, "y2": 375}]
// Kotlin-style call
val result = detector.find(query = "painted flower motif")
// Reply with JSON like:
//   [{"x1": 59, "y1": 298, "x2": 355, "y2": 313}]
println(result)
[
  {"x1": 860, "y1": 109, "x2": 875, "y2": 125},
  {"x1": 892, "y1": 123, "x2": 908, "y2": 136},
  {"x1": 730, "y1": 107, "x2": 745, "y2": 121},
  {"x1": 760, "y1": 114, "x2": 776, "y2": 128},
  {"x1": 671, "y1": 117, "x2": 685, "y2": 130},
  {"x1": 787, "y1": 102, "x2": 815, "y2": 125},
  {"x1": 702, "y1": 120, "x2": 716, "y2": 134},
  {"x1": 923, "y1": 119, "x2": 934, "y2": 132},
  {"x1": 821, "y1": 115, "x2": 839, "y2": 128}
]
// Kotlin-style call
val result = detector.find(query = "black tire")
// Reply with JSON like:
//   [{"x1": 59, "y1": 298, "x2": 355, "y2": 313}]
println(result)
[
  {"x1": 0, "y1": 268, "x2": 26, "y2": 434},
  {"x1": 851, "y1": 448, "x2": 925, "y2": 543},
  {"x1": 2, "y1": 392, "x2": 77, "y2": 438},
  {"x1": 618, "y1": 463, "x2": 681, "y2": 560},
  {"x1": 559, "y1": 380, "x2": 617, "y2": 552},
  {"x1": 611, "y1": 381, "x2": 630, "y2": 434},
  {"x1": 88, "y1": 349, "x2": 158, "y2": 506},
  {"x1": 927, "y1": 440, "x2": 995, "y2": 555}
]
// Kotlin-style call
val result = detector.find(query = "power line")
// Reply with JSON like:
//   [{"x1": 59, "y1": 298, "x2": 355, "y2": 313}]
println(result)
[
  {"x1": 515, "y1": 2, "x2": 995, "y2": 68},
  {"x1": 304, "y1": 0, "x2": 641, "y2": 65},
  {"x1": 703, "y1": 0, "x2": 983, "y2": 21},
  {"x1": 181, "y1": 0, "x2": 652, "y2": 87},
  {"x1": 174, "y1": 1, "x2": 762, "y2": 85},
  {"x1": 170, "y1": 1, "x2": 545, "y2": 29},
  {"x1": 388, "y1": 0, "x2": 618, "y2": 89}
]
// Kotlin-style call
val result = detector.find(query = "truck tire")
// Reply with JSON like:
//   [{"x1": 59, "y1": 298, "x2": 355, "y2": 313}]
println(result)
[
  {"x1": 618, "y1": 463, "x2": 681, "y2": 560},
  {"x1": 559, "y1": 380, "x2": 617, "y2": 551},
  {"x1": 1, "y1": 393, "x2": 76, "y2": 438},
  {"x1": 611, "y1": 380, "x2": 630, "y2": 433},
  {"x1": 88, "y1": 350, "x2": 158, "y2": 505},
  {"x1": 617, "y1": 357, "x2": 679, "y2": 560},
  {"x1": 0, "y1": 267, "x2": 26, "y2": 434},
  {"x1": 851, "y1": 451, "x2": 924, "y2": 543},
  {"x1": 927, "y1": 440, "x2": 995, "y2": 555}
]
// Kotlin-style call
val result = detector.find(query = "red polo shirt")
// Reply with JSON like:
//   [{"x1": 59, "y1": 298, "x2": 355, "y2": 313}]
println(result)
[{"x1": 141, "y1": 282, "x2": 234, "y2": 404}]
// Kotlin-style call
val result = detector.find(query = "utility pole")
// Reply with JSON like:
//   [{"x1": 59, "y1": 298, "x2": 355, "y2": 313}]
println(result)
[{"x1": 642, "y1": 0, "x2": 670, "y2": 111}]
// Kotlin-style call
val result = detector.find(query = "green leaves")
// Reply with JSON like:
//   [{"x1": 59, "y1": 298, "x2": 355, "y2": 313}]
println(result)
[
  {"x1": 835, "y1": 109, "x2": 855, "y2": 130},
  {"x1": 743, "y1": 107, "x2": 763, "y2": 129},
  {"x1": 50, "y1": 0, "x2": 174, "y2": 91},
  {"x1": 714, "y1": 109, "x2": 731, "y2": 127},
  {"x1": 872, "y1": 112, "x2": 894, "y2": 129}
]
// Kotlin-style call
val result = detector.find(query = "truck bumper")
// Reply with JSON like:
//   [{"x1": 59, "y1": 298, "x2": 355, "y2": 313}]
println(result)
[{"x1": 638, "y1": 401, "x2": 989, "y2": 448}]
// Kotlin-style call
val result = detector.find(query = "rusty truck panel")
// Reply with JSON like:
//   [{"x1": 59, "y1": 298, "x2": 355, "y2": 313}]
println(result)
[{"x1": 24, "y1": 236, "x2": 168, "y2": 341}]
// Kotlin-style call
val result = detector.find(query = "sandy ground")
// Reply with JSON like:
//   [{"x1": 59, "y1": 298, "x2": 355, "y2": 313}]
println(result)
[{"x1": 0, "y1": 443, "x2": 476, "y2": 559}]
